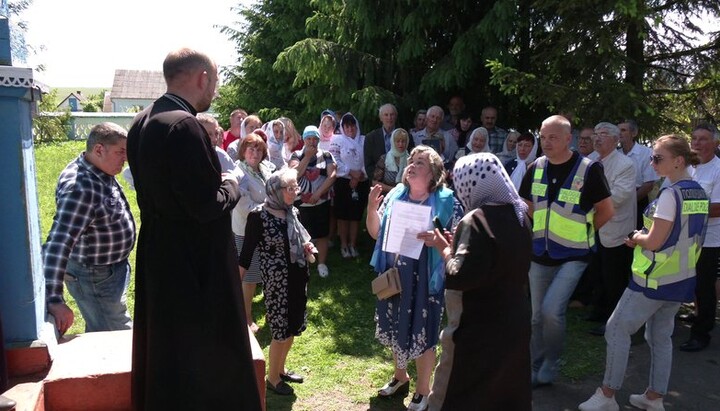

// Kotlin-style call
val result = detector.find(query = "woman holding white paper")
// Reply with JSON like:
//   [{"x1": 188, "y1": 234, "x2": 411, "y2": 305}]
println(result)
[{"x1": 366, "y1": 145, "x2": 463, "y2": 411}]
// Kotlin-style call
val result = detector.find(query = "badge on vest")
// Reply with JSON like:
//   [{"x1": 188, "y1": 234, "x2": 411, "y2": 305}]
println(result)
[{"x1": 558, "y1": 188, "x2": 581, "y2": 205}]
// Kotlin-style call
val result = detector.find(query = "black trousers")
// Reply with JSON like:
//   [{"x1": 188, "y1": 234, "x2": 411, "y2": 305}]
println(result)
[
  {"x1": 592, "y1": 242, "x2": 634, "y2": 319},
  {"x1": 690, "y1": 247, "x2": 720, "y2": 342}
]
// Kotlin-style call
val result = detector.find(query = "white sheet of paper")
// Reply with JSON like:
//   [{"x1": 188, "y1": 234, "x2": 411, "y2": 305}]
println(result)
[{"x1": 383, "y1": 201, "x2": 432, "y2": 260}]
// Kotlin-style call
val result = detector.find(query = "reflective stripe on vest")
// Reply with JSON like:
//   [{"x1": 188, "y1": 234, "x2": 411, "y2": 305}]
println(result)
[
  {"x1": 531, "y1": 155, "x2": 595, "y2": 257},
  {"x1": 631, "y1": 182, "x2": 708, "y2": 291}
]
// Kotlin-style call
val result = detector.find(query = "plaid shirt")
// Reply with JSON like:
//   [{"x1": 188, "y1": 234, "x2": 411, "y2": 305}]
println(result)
[
  {"x1": 43, "y1": 154, "x2": 136, "y2": 304},
  {"x1": 487, "y1": 126, "x2": 508, "y2": 154}
]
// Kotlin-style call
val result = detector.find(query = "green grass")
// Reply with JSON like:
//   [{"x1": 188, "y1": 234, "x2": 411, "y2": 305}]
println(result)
[{"x1": 35, "y1": 140, "x2": 605, "y2": 409}]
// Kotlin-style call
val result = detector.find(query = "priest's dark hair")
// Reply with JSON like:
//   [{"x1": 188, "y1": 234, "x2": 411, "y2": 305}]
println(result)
[{"x1": 163, "y1": 48, "x2": 214, "y2": 83}]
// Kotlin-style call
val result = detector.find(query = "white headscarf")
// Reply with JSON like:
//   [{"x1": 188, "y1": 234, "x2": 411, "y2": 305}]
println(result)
[
  {"x1": 384, "y1": 129, "x2": 410, "y2": 182},
  {"x1": 509, "y1": 134, "x2": 538, "y2": 190},
  {"x1": 453, "y1": 152, "x2": 528, "y2": 225},
  {"x1": 497, "y1": 131, "x2": 519, "y2": 163},
  {"x1": 264, "y1": 119, "x2": 287, "y2": 169},
  {"x1": 466, "y1": 127, "x2": 492, "y2": 153}
]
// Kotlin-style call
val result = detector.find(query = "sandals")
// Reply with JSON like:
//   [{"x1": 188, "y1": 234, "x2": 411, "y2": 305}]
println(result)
[{"x1": 378, "y1": 378, "x2": 409, "y2": 397}]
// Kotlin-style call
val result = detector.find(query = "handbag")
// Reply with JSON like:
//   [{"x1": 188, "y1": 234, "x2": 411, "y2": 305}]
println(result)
[{"x1": 371, "y1": 254, "x2": 402, "y2": 300}]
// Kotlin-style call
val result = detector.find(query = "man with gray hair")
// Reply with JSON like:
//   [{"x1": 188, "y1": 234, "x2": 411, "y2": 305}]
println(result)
[
  {"x1": 413, "y1": 105, "x2": 458, "y2": 159},
  {"x1": 364, "y1": 103, "x2": 400, "y2": 179},
  {"x1": 43, "y1": 122, "x2": 135, "y2": 335},
  {"x1": 481, "y1": 106, "x2": 508, "y2": 153},
  {"x1": 618, "y1": 119, "x2": 658, "y2": 229},
  {"x1": 680, "y1": 123, "x2": 720, "y2": 352},
  {"x1": 586, "y1": 122, "x2": 636, "y2": 336}
]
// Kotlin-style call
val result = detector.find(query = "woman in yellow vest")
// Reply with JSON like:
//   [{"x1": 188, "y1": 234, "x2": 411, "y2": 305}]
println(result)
[{"x1": 579, "y1": 135, "x2": 708, "y2": 411}]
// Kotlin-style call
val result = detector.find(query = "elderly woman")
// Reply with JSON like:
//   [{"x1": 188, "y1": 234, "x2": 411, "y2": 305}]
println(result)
[
  {"x1": 232, "y1": 133, "x2": 274, "y2": 333},
  {"x1": 227, "y1": 114, "x2": 263, "y2": 161},
  {"x1": 579, "y1": 135, "x2": 708, "y2": 411},
  {"x1": 373, "y1": 129, "x2": 410, "y2": 194},
  {"x1": 496, "y1": 130, "x2": 520, "y2": 164},
  {"x1": 367, "y1": 146, "x2": 464, "y2": 411},
  {"x1": 421, "y1": 153, "x2": 532, "y2": 411},
  {"x1": 289, "y1": 125, "x2": 337, "y2": 278},
  {"x1": 504, "y1": 132, "x2": 537, "y2": 189},
  {"x1": 329, "y1": 113, "x2": 369, "y2": 258},
  {"x1": 454, "y1": 127, "x2": 492, "y2": 159},
  {"x1": 239, "y1": 168, "x2": 316, "y2": 396}
]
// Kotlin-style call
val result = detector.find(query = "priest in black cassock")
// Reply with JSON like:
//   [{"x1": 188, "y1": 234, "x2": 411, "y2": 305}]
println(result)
[{"x1": 127, "y1": 48, "x2": 262, "y2": 410}]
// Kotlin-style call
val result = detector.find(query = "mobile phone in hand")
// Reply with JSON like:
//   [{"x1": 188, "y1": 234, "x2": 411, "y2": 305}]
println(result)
[{"x1": 433, "y1": 216, "x2": 444, "y2": 232}]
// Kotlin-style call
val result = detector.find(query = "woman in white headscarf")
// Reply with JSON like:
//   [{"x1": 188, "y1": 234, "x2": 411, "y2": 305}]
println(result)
[
  {"x1": 372, "y1": 128, "x2": 410, "y2": 194},
  {"x1": 496, "y1": 130, "x2": 520, "y2": 164},
  {"x1": 226, "y1": 114, "x2": 262, "y2": 161},
  {"x1": 454, "y1": 127, "x2": 492, "y2": 159},
  {"x1": 265, "y1": 119, "x2": 288, "y2": 169},
  {"x1": 504, "y1": 131, "x2": 538, "y2": 190},
  {"x1": 329, "y1": 112, "x2": 368, "y2": 258},
  {"x1": 420, "y1": 153, "x2": 532, "y2": 411}
]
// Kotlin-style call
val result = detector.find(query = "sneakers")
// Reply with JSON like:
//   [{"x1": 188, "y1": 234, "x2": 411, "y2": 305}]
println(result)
[
  {"x1": 578, "y1": 387, "x2": 619, "y2": 411},
  {"x1": 341, "y1": 247, "x2": 351, "y2": 258},
  {"x1": 629, "y1": 393, "x2": 665, "y2": 411},
  {"x1": 318, "y1": 264, "x2": 329, "y2": 278},
  {"x1": 406, "y1": 393, "x2": 428, "y2": 411},
  {"x1": 349, "y1": 246, "x2": 360, "y2": 258}
]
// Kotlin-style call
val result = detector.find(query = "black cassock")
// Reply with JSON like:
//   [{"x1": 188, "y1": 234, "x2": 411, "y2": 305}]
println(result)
[{"x1": 127, "y1": 94, "x2": 261, "y2": 410}]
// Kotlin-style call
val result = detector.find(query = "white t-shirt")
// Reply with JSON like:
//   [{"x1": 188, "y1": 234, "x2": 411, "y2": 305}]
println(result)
[
  {"x1": 653, "y1": 187, "x2": 676, "y2": 223},
  {"x1": 690, "y1": 156, "x2": 720, "y2": 247},
  {"x1": 622, "y1": 143, "x2": 658, "y2": 187}
]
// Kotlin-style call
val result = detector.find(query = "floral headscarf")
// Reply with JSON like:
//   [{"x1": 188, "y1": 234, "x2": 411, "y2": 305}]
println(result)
[{"x1": 264, "y1": 171, "x2": 312, "y2": 266}]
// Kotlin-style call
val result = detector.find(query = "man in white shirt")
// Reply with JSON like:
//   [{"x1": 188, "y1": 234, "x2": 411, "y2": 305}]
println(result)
[
  {"x1": 618, "y1": 120, "x2": 658, "y2": 229},
  {"x1": 587, "y1": 123, "x2": 637, "y2": 336},
  {"x1": 680, "y1": 123, "x2": 720, "y2": 352}
]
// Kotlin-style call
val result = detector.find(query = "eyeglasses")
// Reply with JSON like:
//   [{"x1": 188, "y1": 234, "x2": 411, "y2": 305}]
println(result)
[
  {"x1": 284, "y1": 185, "x2": 301, "y2": 194},
  {"x1": 650, "y1": 155, "x2": 664, "y2": 164}
]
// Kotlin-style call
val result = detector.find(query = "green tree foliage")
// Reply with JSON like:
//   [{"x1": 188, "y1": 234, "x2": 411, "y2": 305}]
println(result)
[
  {"x1": 273, "y1": 0, "x2": 519, "y2": 130},
  {"x1": 488, "y1": 0, "x2": 720, "y2": 135},
  {"x1": 220, "y1": 0, "x2": 720, "y2": 134},
  {"x1": 214, "y1": 0, "x2": 316, "y2": 128},
  {"x1": 33, "y1": 89, "x2": 71, "y2": 144},
  {"x1": 81, "y1": 91, "x2": 106, "y2": 112}
]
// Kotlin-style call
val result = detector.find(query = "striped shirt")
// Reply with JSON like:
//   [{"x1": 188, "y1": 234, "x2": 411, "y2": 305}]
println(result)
[{"x1": 43, "y1": 154, "x2": 136, "y2": 303}]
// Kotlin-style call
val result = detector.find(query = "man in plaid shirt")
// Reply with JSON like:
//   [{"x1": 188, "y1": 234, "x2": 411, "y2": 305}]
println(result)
[{"x1": 43, "y1": 122, "x2": 136, "y2": 335}]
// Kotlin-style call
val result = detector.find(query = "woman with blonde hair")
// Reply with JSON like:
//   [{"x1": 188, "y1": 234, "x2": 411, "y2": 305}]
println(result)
[
  {"x1": 579, "y1": 135, "x2": 708, "y2": 411},
  {"x1": 372, "y1": 128, "x2": 411, "y2": 194},
  {"x1": 367, "y1": 145, "x2": 463, "y2": 411}
]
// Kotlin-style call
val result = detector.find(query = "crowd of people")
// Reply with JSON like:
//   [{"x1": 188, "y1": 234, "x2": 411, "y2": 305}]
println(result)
[{"x1": 38, "y1": 47, "x2": 719, "y2": 411}]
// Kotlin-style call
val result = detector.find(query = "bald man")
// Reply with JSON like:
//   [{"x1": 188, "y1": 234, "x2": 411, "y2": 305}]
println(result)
[{"x1": 518, "y1": 115, "x2": 614, "y2": 388}]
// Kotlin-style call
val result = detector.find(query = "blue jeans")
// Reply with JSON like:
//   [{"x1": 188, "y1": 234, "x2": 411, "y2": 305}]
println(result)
[
  {"x1": 603, "y1": 288, "x2": 680, "y2": 394},
  {"x1": 529, "y1": 260, "x2": 587, "y2": 383},
  {"x1": 65, "y1": 259, "x2": 133, "y2": 332}
]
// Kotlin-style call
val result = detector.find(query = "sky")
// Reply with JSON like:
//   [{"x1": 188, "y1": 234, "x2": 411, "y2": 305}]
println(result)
[{"x1": 20, "y1": 0, "x2": 255, "y2": 87}]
